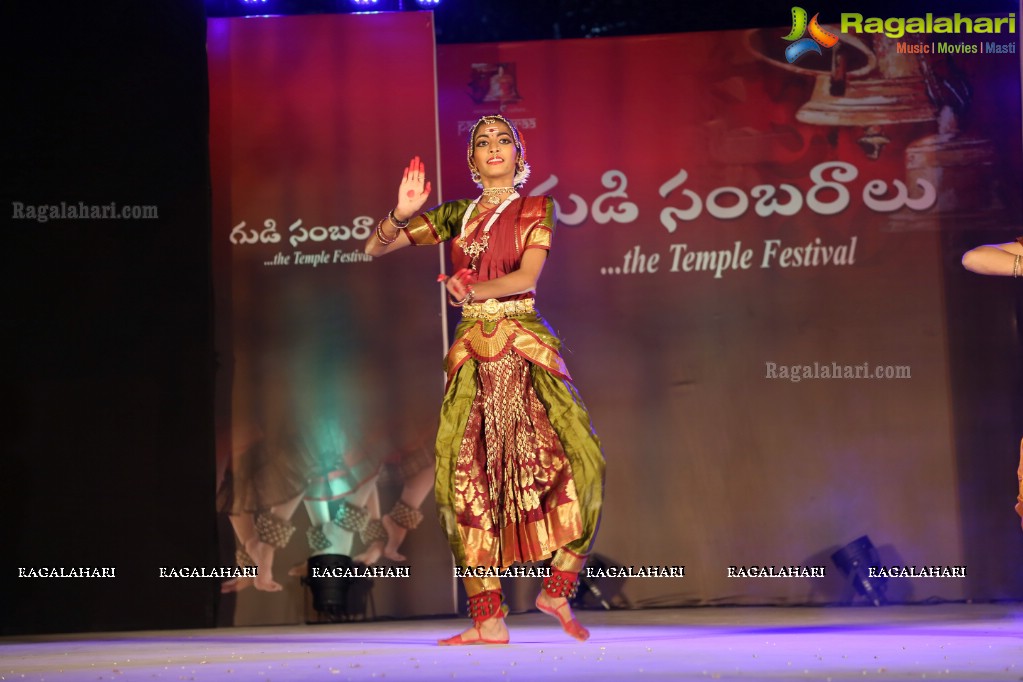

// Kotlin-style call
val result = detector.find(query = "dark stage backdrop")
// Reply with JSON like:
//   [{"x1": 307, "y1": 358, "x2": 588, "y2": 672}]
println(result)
[
  {"x1": 4, "y1": 1, "x2": 216, "y2": 634},
  {"x1": 436, "y1": 25, "x2": 1023, "y2": 605}
]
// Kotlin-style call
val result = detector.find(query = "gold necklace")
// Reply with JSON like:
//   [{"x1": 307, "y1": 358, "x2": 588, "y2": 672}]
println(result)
[
  {"x1": 458, "y1": 192, "x2": 519, "y2": 270},
  {"x1": 480, "y1": 186, "x2": 516, "y2": 205}
]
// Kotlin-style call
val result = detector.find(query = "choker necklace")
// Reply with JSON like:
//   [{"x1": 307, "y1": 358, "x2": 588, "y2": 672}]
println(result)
[
  {"x1": 480, "y1": 186, "x2": 516, "y2": 205},
  {"x1": 458, "y1": 191, "x2": 519, "y2": 271}
]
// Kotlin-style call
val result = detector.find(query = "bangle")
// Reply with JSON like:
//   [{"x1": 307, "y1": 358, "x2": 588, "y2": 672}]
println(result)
[
  {"x1": 375, "y1": 218, "x2": 398, "y2": 246},
  {"x1": 448, "y1": 286, "x2": 475, "y2": 308},
  {"x1": 1013, "y1": 254, "x2": 1021, "y2": 278},
  {"x1": 388, "y1": 210, "x2": 410, "y2": 229}
]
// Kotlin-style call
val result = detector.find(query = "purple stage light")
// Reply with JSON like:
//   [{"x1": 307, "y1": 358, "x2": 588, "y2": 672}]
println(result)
[{"x1": 417, "y1": 0, "x2": 441, "y2": 5}]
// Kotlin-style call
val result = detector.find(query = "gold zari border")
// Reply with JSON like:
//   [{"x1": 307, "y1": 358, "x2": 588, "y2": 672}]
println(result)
[
  {"x1": 446, "y1": 319, "x2": 571, "y2": 382},
  {"x1": 457, "y1": 500, "x2": 584, "y2": 569}
]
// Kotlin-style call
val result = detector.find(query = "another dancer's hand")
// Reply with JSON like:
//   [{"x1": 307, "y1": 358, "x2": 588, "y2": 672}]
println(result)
[{"x1": 394, "y1": 156, "x2": 432, "y2": 222}]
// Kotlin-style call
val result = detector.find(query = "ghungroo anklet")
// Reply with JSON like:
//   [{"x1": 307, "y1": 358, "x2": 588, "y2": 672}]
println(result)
[
  {"x1": 542, "y1": 569, "x2": 579, "y2": 600},
  {"x1": 387, "y1": 500, "x2": 423, "y2": 530},
  {"x1": 306, "y1": 523, "x2": 332, "y2": 551},
  {"x1": 333, "y1": 500, "x2": 370, "y2": 533},
  {"x1": 361, "y1": 518, "x2": 388, "y2": 545},
  {"x1": 467, "y1": 589, "x2": 506, "y2": 622},
  {"x1": 254, "y1": 510, "x2": 296, "y2": 548}
]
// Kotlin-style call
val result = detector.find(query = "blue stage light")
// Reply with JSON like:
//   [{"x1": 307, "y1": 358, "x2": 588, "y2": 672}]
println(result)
[
  {"x1": 351, "y1": 0, "x2": 379, "y2": 6},
  {"x1": 416, "y1": 0, "x2": 441, "y2": 5}
]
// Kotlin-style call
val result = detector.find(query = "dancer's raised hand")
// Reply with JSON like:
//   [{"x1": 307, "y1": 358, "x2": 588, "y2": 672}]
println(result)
[{"x1": 394, "y1": 156, "x2": 432, "y2": 221}]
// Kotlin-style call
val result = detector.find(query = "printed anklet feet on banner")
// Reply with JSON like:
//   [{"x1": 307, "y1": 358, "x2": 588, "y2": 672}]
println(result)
[
  {"x1": 387, "y1": 500, "x2": 423, "y2": 529},
  {"x1": 248, "y1": 511, "x2": 296, "y2": 592},
  {"x1": 438, "y1": 589, "x2": 509, "y2": 645},
  {"x1": 360, "y1": 518, "x2": 387, "y2": 546},
  {"x1": 333, "y1": 500, "x2": 370, "y2": 533},
  {"x1": 254, "y1": 510, "x2": 296, "y2": 548},
  {"x1": 221, "y1": 547, "x2": 258, "y2": 594},
  {"x1": 353, "y1": 519, "x2": 387, "y2": 565},
  {"x1": 236, "y1": 547, "x2": 256, "y2": 568},
  {"x1": 381, "y1": 500, "x2": 422, "y2": 561},
  {"x1": 537, "y1": 569, "x2": 589, "y2": 641},
  {"x1": 307, "y1": 523, "x2": 333, "y2": 552}
]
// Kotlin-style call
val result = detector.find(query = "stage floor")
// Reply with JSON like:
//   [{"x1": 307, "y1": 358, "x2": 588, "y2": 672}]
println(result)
[{"x1": 2, "y1": 603, "x2": 1021, "y2": 681}]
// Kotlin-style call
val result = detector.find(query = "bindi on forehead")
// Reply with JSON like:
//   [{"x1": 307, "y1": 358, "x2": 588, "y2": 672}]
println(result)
[{"x1": 477, "y1": 125, "x2": 508, "y2": 140}]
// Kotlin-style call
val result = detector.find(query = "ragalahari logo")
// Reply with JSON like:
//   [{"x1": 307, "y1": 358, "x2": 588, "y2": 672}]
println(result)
[{"x1": 783, "y1": 7, "x2": 840, "y2": 63}]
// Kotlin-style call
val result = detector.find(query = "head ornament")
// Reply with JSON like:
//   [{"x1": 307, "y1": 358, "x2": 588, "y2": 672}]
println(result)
[{"x1": 466, "y1": 114, "x2": 530, "y2": 188}]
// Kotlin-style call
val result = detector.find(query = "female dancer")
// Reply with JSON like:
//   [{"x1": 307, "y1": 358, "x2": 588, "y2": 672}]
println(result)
[
  {"x1": 962, "y1": 237, "x2": 1023, "y2": 528},
  {"x1": 365, "y1": 115, "x2": 605, "y2": 644},
  {"x1": 962, "y1": 238, "x2": 1023, "y2": 276}
]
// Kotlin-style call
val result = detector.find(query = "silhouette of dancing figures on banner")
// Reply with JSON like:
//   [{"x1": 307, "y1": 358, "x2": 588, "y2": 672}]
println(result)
[{"x1": 218, "y1": 415, "x2": 434, "y2": 602}]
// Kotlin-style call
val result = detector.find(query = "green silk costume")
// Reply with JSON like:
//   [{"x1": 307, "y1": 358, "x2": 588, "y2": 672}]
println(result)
[{"x1": 406, "y1": 195, "x2": 605, "y2": 583}]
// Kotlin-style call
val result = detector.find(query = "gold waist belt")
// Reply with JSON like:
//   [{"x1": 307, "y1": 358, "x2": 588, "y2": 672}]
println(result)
[{"x1": 462, "y1": 297, "x2": 535, "y2": 321}]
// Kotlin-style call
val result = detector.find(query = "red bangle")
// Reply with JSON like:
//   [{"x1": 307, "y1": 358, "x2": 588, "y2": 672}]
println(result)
[{"x1": 375, "y1": 218, "x2": 397, "y2": 245}]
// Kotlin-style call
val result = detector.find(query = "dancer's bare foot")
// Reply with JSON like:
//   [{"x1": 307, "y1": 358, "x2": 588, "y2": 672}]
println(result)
[
  {"x1": 245, "y1": 538, "x2": 283, "y2": 592},
  {"x1": 353, "y1": 540, "x2": 384, "y2": 566},
  {"x1": 287, "y1": 560, "x2": 307, "y2": 578},
  {"x1": 536, "y1": 591, "x2": 589, "y2": 641},
  {"x1": 438, "y1": 616, "x2": 509, "y2": 645},
  {"x1": 381, "y1": 514, "x2": 408, "y2": 561}
]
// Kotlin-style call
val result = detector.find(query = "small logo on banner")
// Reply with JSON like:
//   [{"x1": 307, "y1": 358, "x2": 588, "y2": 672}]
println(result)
[
  {"x1": 783, "y1": 7, "x2": 839, "y2": 63},
  {"x1": 468, "y1": 63, "x2": 522, "y2": 106}
]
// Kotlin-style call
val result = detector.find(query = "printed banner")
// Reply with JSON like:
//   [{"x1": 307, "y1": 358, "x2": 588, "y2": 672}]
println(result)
[
  {"x1": 209, "y1": 11, "x2": 1022, "y2": 619},
  {"x1": 436, "y1": 19, "x2": 1022, "y2": 606},
  {"x1": 209, "y1": 12, "x2": 452, "y2": 625}
]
